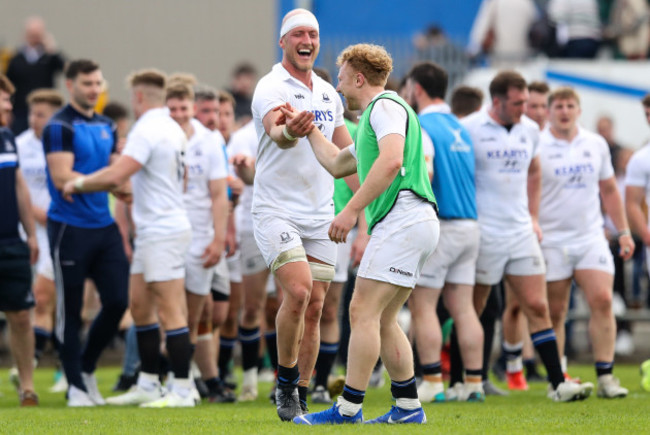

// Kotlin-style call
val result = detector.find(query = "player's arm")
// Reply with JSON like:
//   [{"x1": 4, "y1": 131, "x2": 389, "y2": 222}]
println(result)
[
  {"x1": 43, "y1": 123, "x2": 84, "y2": 190},
  {"x1": 626, "y1": 184, "x2": 649, "y2": 245},
  {"x1": 600, "y1": 176, "x2": 634, "y2": 260},
  {"x1": 263, "y1": 104, "x2": 313, "y2": 149},
  {"x1": 62, "y1": 155, "x2": 142, "y2": 200},
  {"x1": 15, "y1": 168, "x2": 38, "y2": 265},
  {"x1": 201, "y1": 177, "x2": 228, "y2": 268},
  {"x1": 332, "y1": 124, "x2": 363, "y2": 192},
  {"x1": 231, "y1": 154, "x2": 256, "y2": 185},
  {"x1": 32, "y1": 205, "x2": 48, "y2": 227},
  {"x1": 527, "y1": 155, "x2": 542, "y2": 241}
]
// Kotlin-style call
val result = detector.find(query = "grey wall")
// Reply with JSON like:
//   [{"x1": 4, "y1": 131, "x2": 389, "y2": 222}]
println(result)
[{"x1": 1, "y1": 0, "x2": 277, "y2": 110}]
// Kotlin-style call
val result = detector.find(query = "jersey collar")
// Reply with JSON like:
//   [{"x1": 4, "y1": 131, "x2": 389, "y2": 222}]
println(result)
[
  {"x1": 272, "y1": 63, "x2": 316, "y2": 91},
  {"x1": 419, "y1": 103, "x2": 451, "y2": 115}
]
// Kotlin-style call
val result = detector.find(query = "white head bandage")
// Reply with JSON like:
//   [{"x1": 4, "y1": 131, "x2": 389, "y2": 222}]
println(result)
[{"x1": 280, "y1": 11, "x2": 319, "y2": 38}]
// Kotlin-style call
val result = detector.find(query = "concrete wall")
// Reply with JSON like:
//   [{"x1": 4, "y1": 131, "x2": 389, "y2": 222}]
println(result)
[{"x1": 0, "y1": 0, "x2": 277, "y2": 109}]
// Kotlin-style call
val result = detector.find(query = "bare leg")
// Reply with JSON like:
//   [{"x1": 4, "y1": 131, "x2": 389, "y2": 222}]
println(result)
[{"x1": 6, "y1": 310, "x2": 35, "y2": 393}]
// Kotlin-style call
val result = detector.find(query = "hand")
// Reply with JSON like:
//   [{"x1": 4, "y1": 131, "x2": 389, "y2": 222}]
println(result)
[
  {"x1": 112, "y1": 183, "x2": 133, "y2": 204},
  {"x1": 202, "y1": 239, "x2": 224, "y2": 268},
  {"x1": 618, "y1": 234, "x2": 635, "y2": 261},
  {"x1": 231, "y1": 153, "x2": 254, "y2": 171},
  {"x1": 273, "y1": 102, "x2": 293, "y2": 126},
  {"x1": 350, "y1": 231, "x2": 369, "y2": 267},
  {"x1": 227, "y1": 176, "x2": 245, "y2": 197},
  {"x1": 27, "y1": 235, "x2": 39, "y2": 265},
  {"x1": 62, "y1": 179, "x2": 76, "y2": 202},
  {"x1": 278, "y1": 106, "x2": 315, "y2": 138},
  {"x1": 329, "y1": 207, "x2": 358, "y2": 244},
  {"x1": 122, "y1": 240, "x2": 133, "y2": 263},
  {"x1": 225, "y1": 229, "x2": 238, "y2": 258}
]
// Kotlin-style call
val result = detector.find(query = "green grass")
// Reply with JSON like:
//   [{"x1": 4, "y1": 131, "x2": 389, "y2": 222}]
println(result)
[{"x1": 0, "y1": 365, "x2": 649, "y2": 434}]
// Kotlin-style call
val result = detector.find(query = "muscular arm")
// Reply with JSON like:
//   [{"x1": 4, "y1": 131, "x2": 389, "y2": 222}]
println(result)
[
  {"x1": 16, "y1": 169, "x2": 38, "y2": 264},
  {"x1": 527, "y1": 155, "x2": 542, "y2": 240},
  {"x1": 204, "y1": 178, "x2": 229, "y2": 267},
  {"x1": 626, "y1": 185, "x2": 649, "y2": 244},
  {"x1": 46, "y1": 152, "x2": 85, "y2": 190},
  {"x1": 64, "y1": 155, "x2": 142, "y2": 197},
  {"x1": 304, "y1": 126, "x2": 357, "y2": 178},
  {"x1": 262, "y1": 107, "x2": 303, "y2": 149}
]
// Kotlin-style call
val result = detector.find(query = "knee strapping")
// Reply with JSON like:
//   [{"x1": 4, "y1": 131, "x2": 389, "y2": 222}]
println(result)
[
  {"x1": 271, "y1": 246, "x2": 307, "y2": 273},
  {"x1": 309, "y1": 262, "x2": 335, "y2": 282}
]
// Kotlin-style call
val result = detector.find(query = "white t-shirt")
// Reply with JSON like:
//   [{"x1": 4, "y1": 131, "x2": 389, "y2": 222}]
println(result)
[
  {"x1": 122, "y1": 107, "x2": 190, "y2": 238},
  {"x1": 15, "y1": 129, "x2": 50, "y2": 212},
  {"x1": 184, "y1": 119, "x2": 228, "y2": 236},
  {"x1": 625, "y1": 142, "x2": 650, "y2": 228},
  {"x1": 538, "y1": 127, "x2": 614, "y2": 246},
  {"x1": 462, "y1": 110, "x2": 540, "y2": 238},
  {"x1": 229, "y1": 120, "x2": 258, "y2": 234},
  {"x1": 251, "y1": 63, "x2": 345, "y2": 219}
]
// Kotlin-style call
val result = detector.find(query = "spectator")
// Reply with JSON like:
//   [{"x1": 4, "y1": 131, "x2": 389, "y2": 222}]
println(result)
[
  {"x1": 605, "y1": 0, "x2": 650, "y2": 60},
  {"x1": 227, "y1": 62, "x2": 257, "y2": 126},
  {"x1": 6, "y1": 17, "x2": 65, "y2": 135},
  {"x1": 548, "y1": 0, "x2": 602, "y2": 58}
]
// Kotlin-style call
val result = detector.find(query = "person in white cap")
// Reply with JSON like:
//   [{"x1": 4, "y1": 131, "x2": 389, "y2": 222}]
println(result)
[{"x1": 250, "y1": 8, "x2": 354, "y2": 421}]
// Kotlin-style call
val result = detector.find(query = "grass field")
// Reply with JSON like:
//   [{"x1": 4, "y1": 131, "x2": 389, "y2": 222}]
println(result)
[{"x1": 0, "y1": 364, "x2": 648, "y2": 434}]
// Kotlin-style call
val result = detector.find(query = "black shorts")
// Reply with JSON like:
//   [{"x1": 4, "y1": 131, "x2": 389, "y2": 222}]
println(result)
[
  {"x1": 211, "y1": 288, "x2": 229, "y2": 302},
  {"x1": 0, "y1": 242, "x2": 34, "y2": 311}
]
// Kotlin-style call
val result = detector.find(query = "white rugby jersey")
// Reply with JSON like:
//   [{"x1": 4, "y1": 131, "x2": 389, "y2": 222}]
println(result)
[
  {"x1": 538, "y1": 127, "x2": 614, "y2": 246},
  {"x1": 184, "y1": 119, "x2": 228, "y2": 236},
  {"x1": 15, "y1": 129, "x2": 50, "y2": 212},
  {"x1": 251, "y1": 63, "x2": 345, "y2": 219},
  {"x1": 625, "y1": 142, "x2": 650, "y2": 228},
  {"x1": 122, "y1": 107, "x2": 190, "y2": 238},
  {"x1": 229, "y1": 120, "x2": 258, "y2": 234},
  {"x1": 462, "y1": 111, "x2": 540, "y2": 237}
]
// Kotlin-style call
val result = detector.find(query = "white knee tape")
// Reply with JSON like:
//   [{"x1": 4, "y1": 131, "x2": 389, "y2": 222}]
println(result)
[
  {"x1": 309, "y1": 262, "x2": 335, "y2": 282},
  {"x1": 271, "y1": 246, "x2": 307, "y2": 273}
]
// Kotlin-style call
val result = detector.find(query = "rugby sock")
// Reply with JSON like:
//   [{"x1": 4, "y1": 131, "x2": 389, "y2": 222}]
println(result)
[
  {"x1": 480, "y1": 294, "x2": 498, "y2": 381},
  {"x1": 204, "y1": 377, "x2": 221, "y2": 395},
  {"x1": 34, "y1": 327, "x2": 50, "y2": 361},
  {"x1": 503, "y1": 341, "x2": 524, "y2": 373},
  {"x1": 596, "y1": 361, "x2": 614, "y2": 377},
  {"x1": 341, "y1": 384, "x2": 365, "y2": 404},
  {"x1": 219, "y1": 336, "x2": 236, "y2": 380},
  {"x1": 314, "y1": 341, "x2": 338, "y2": 388},
  {"x1": 465, "y1": 368, "x2": 483, "y2": 385},
  {"x1": 239, "y1": 326, "x2": 261, "y2": 371},
  {"x1": 449, "y1": 328, "x2": 464, "y2": 386},
  {"x1": 264, "y1": 331, "x2": 278, "y2": 372},
  {"x1": 277, "y1": 364, "x2": 299, "y2": 387},
  {"x1": 391, "y1": 377, "x2": 421, "y2": 410},
  {"x1": 422, "y1": 361, "x2": 442, "y2": 383},
  {"x1": 166, "y1": 327, "x2": 192, "y2": 379},
  {"x1": 136, "y1": 324, "x2": 160, "y2": 375},
  {"x1": 531, "y1": 329, "x2": 564, "y2": 389},
  {"x1": 298, "y1": 385, "x2": 308, "y2": 408}
]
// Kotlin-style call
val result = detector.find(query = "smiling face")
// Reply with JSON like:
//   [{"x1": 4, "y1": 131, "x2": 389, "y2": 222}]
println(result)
[
  {"x1": 167, "y1": 96, "x2": 194, "y2": 129},
  {"x1": 336, "y1": 61, "x2": 360, "y2": 111},
  {"x1": 280, "y1": 25, "x2": 320, "y2": 73}
]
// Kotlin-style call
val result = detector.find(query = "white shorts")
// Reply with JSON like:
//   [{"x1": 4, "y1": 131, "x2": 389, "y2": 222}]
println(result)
[
  {"x1": 211, "y1": 256, "x2": 231, "y2": 297},
  {"x1": 475, "y1": 230, "x2": 546, "y2": 286},
  {"x1": 131, "y1": 230, "x2": 191, "y2": 283},
  {"x1": 184, "y1": 235, "x2": 217, "y2": 296},
  {"x1": 35, "y1": 224, "x2": 54, "y2": 281},
  {"x1": 252, "y1": 213, "x2": 337, "y2": 268},
  {"x1": 226, "y1": 249, "x2": 242, "y2": 284},
  {"x1": 357, "y1": 197, "x2": 439, "y2": 288},
  {"x1": 543, "y1": 238, "x2": 614, "y2": 282},
  {"x1": 240, "y1": 231, "x2": 268, "y2": 276},
  {"x1": 334, "y1": 227, "x2": 356, "y2": 283},
  {"x1": 417, "y1": 219, "x2": 480, "y2": 289}
]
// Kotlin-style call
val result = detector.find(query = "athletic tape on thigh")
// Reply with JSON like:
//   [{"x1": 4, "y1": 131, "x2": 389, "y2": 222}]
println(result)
[
  {"x1": 309, "y1": 262, "x2": 335, "y2": 282},
  {"x1": 271, "y1": 245, "x2": 307, "y2": 273}
]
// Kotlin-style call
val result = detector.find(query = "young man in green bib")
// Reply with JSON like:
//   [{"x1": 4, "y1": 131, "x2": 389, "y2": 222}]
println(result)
[{"x1": 281, "y1": 43, "x2": 439, "y2": 425}]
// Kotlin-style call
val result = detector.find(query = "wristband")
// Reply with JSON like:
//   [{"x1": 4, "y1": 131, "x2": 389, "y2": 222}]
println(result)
[
  {"x1": 282, "y1": 125, "x2": 297, "y2": 141},
  {"x1": 74, "y1": 176, "x2": 86, "y2": 192},
  {"x1": 617, "y1": 228, "x2": 631, "y2": 238}
]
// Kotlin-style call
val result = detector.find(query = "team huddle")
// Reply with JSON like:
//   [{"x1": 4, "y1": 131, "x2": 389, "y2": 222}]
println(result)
[{"x1": 0, "y1": 7, "x2": 647, "y2": 425}]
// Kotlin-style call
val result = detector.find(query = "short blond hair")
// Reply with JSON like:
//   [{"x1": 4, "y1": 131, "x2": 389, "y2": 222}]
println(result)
[
  {"x1": 548, "y1": 86, "x2": 580, "y2": 107},
  {"x1": 0, "y1": 74, "x2": 15, "y2": 95},
  {"x1": 168, "y1": 72, "x2": 198, "y2": 87},
  {"x1": 337, "y1": 44, "x2": 393, "y2": 87},
  {"x1": 128, "y1": 69, "x2": 166, "y2": 89},
  {"x1": 27, "y1": 88, "x2": 64, "y2": 108},
  {"x1": 166, "y1": 82, "x2": 194, "y2": 102}
]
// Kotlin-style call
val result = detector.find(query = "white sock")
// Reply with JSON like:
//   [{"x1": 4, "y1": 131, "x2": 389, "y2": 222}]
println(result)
[
  {"x1": 561, "y1": 355, "x2": 568, "y2": 374},
  {"x1": 337, "y1": 395, "x2": 362, "y2": 416},
  {"x1": 172, "y1": 377, "x2": 192, "y2": 398},
  {"x1": 137, "y1": 372, "x2": 160, "y2": 391},
  {"x1": 396, "y1": 398, "x2": 421, "y2": 410},
  {"x1": 506, "y1": 356, "x2": 523, "y2": 373}
]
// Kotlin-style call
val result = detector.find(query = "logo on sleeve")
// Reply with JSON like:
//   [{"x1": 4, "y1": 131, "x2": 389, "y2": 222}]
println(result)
[{"x1": 322, "y1": 93, "x2": 331, "y2": 103}]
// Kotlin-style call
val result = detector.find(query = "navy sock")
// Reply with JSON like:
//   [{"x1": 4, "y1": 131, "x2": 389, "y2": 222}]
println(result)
[
  {"x1": 531, "y1": 329, "x2": 564, "y2": 388},
  {"x1": 314, "y1": 341, "x2": 338, "y2": 388},
  {"x1": 34, "y1": 327, "x2": 50, "y2": 361},
  {"x1": 239, "y1": 327, "x2": 261, "y2": 371},
  {"x1": 596, "y1": 361, "x2": 613, "y2": 377},
  {"x1": 277, "y1": 364, "x2": 299, "y2": 388},
  {"x1": 264, "y1": 332, "x2": 278, "y2": 371},
  {"x1": 136, "y1": 324, "x2": 160, "y2": 375},
  {"x1": 219, "y1": 336, "x2": 236, "y2": 379},
  {"x1": 422, "y1": 361, "x2": 442, "y2": 376},
  {"x1": 391, "y1": 376, "x2": 418, "y2": 400},
  {"x1": 342, "y1": 384, "x2": 365, "y2": 404},
  {"x1": 166, "y1": 327, "x2": 191, "y2": 379}
]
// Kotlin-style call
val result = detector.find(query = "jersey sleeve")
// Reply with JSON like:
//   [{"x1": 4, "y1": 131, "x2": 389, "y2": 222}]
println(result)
[
  {"x1": 122, "y1": 130, "x2": 153, "y2": 165},
  {"x1": 252, "y1": 78, "x2": 287, "y2": 122},
  {"x1": 625, "y1": 148, "x2": 649, "y2": 187},
  {"x1": 369, "y1": 99, "x2": 407, "y2": 142},
  {"x1": 207, "y1": 138, "x2": 228, "y2": 181},
  {"x1": 42, "y1": 122, "x2": 74, "y2": 154},
  {"x1": 334, "y1": 93, "x2": 345, "y2": 128}
]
